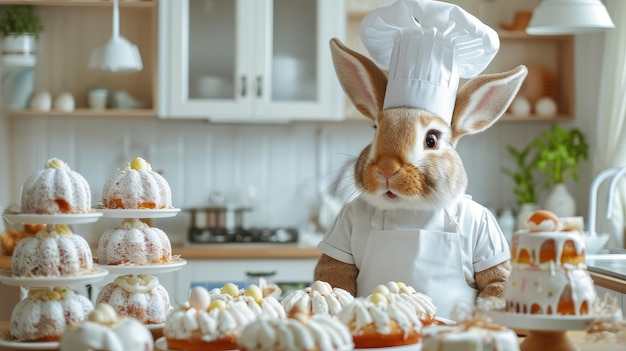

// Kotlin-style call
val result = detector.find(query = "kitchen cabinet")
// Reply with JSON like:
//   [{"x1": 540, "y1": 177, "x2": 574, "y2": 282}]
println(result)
[
  {"x1": 169, "y1": 258, "x2": 318, "y2": 302},
  {"x1": 158, "y1": 0, "x2": 346, "y2": 122},
  {"x1": 344, "y1": 2, "x2": 575, "y2": 122},
  {"x1": 0, "y1": 0, "x2": 158, "y2": 118}
]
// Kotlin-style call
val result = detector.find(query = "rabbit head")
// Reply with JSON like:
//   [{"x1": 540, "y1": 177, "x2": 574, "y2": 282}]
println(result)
[{"x1": 330, "y1": 38, "x2": 527, "y2": 211}]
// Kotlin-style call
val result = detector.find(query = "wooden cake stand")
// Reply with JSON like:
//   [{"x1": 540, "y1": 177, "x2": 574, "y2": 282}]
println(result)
[{"x1": 489, "y1": 311, "x2": 595, "y2": 351}]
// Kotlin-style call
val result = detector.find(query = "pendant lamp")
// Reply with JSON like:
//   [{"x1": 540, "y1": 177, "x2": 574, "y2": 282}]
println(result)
[
  {"x1": 89, "y1": 0, "x2": 143, "y2": 72},
  {"x1": 526, "y1": 0, "x2": 614, "y2": 35}
]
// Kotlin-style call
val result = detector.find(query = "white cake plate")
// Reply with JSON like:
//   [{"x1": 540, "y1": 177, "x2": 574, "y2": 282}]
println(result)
[
  {"x1": 95, "y1": 258, "x2": 187, "y2": 275},
  {"x1": 0, "y1": 337, "x2": 59, "y2": 350},
  {"x1": 3, "y1": 212, "x2": 103, "y2": 225},
  {"x1": 95, "y1": 208, "x2": 181, "y2": 219},
  {"x1": 488, "y1": 310, "x2": 595, "y2": 351},
  {"x1": 0, "y1": 268, "x2": 109, "y2": 288}
]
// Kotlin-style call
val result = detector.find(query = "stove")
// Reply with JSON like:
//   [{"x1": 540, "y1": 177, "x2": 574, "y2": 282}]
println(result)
[{"x1": 188, "y1": 227, "x2": 299, "y2": 244}]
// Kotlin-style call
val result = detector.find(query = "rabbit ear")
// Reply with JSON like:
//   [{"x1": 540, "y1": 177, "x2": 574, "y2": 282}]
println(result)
[
  {"x1": 451, "y1": 65, "x2": 528, "y2": 143},
  {"x1": 330, "y1": 38, "x2": 387, "y2": 120}
]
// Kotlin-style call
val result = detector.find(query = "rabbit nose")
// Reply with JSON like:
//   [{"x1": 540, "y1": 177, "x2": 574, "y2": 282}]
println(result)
[{"x1": 377, "y1": 158, "x2": 401, "y2": 178}]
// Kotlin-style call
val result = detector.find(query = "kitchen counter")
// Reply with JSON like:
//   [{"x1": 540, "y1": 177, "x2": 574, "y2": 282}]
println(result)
[
  {"x1": 173, "y1": 243, "x2": 322, "y2": 259},
  {"x1": 0, "y1": 244, "x2": 322, "y2": 269}
]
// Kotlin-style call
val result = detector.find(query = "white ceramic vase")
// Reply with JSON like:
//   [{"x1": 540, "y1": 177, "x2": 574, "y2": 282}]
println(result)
[
  {"x1": 1, "y1": 35, "x2": 37, "y2": 55},
  {"x1": 544, "y1": 183, "x2": 576, "y2": 217},
  {"x1": 516, "y1": 203, "x2": 539, "y2": 230}
]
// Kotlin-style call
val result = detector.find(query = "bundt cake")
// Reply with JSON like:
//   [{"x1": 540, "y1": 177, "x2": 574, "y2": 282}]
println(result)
[
  {"x1": 163, "y1": 286, "x2": 258, "y2": 351},
  {"x1": 505, "y1": 210, "x2": 596, "y2": 316},
  {"x1": 11, "y1": 224, "x2": 93, "y2": 277},
  {"x1": 20, "y1": 158, "x2": 92, "y2": 214},
  {"x1": 101, "y1": 157, "x2": 172, "y2": 209},
  {"x1": 95, "y1": 274, "x2": 172, "y2": 324},
  {"x1": 10, "y1": 287, "x2": 93, "y2": 342},
  {"x1": 98, "y1": 218, "x2": 172, "y2": 265},
  {"x1": 238, "y1": 304, "x2": 354, "y2": 351},
  {"x1": 60, "y1": 303, "x2": 154, "y2": 351},
  {"x1": 281, "y1": 280, "x2": 354, "y2": 316}
]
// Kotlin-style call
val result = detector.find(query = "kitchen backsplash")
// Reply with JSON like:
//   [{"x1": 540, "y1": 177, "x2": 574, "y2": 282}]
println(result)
[{"x1": 4, "y1": 115, "x2": 590, "y2": 246}]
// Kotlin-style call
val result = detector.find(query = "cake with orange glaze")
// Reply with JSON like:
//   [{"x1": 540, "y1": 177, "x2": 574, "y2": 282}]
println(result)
[
  {"x1": 10, "y1": 287, "x2": 93, "y2": 342},
  {"x1": 505, "y1": 210, "x2": 596, "y2": 315},
  {"x1": 98, "y1": 218, "x2": 172, "y2": 265},
  {"x1": 101, "y1": 157, "x2": 172, "y2": 209},
  {"x1": 337, "y1": 285, "x2": 424, "y2": 349},
  {"x1": 20, "y1": 158, "x2": 92, "y2": 214},
  {"x1": 163, "y1": 286, "x2": 259, "y2": 351},
  {"x1": 12, "y1": 224, "x2": 93, "y2": 277},
  {"x1": 95, "y1": 274, "x2": 172, "y2": 324}
]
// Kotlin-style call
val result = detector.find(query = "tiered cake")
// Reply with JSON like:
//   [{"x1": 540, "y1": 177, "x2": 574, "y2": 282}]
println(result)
[
  {"x1": 505, "y1": 210, "x2": 596, "y2": 316},
  {"x1": 0, "y1": 158, "x2": 106, "y2": 348},
  {"x1": 94, "y1": 157, "x2": 184, "y2": 328}
]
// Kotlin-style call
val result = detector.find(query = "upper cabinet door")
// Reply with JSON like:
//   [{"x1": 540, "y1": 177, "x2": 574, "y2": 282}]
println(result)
[{"x1": 159, "y1": 0, "x2": 345, "y2": 122}]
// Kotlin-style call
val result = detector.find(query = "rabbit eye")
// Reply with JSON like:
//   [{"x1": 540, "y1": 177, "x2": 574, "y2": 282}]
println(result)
[{"x1": 424, "y1": 131, "x2": 439, "y2": 149}]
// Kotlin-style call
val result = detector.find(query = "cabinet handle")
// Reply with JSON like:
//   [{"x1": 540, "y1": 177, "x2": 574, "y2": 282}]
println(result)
[
  {"x1": 245, "y1": 270, "x2": 276, "y2": 278},
  {"x1": 241, "y1": 76, "x2": 247, "y2": 97},
  {"x1": 256, "y1": 76, "x2": 263, "y2": 97}
]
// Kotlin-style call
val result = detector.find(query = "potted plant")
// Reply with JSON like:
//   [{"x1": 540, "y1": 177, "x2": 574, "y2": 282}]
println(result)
[
  {"x1": 502, "y1": 144, "x2": 539, "y2": 229},
  {"x1": 532, "y1": 124, "x2": 589, "y2": 216},
  {"x1": 0, "y1": 5, "x2": 43, "y2": 55}
]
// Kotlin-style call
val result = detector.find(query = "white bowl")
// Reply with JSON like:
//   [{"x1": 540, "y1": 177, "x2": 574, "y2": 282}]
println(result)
[{"x1": 583, "y1": 232, "x2": 610, "y2": 253}]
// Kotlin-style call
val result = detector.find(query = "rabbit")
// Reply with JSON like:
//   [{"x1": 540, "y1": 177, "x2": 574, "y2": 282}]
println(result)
[{"x1": 314, "y1": 38, "x2": 528, "y2": 318}]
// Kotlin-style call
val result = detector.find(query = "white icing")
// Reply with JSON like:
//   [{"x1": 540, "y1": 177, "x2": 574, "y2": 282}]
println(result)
[
  {"x1": 101, "y1": 163, "x2": 172, "y2": 209},
  {"x1": 422, "y1": 325, "x2": 520, "y2": 351},
  {"x1": 388, "y1": 290, "x2": 437, "y2": 321},
  {"x1": 97, "y1": 218, "x2": 172, "y2": 265},
  {"x1": 164, "y1": 300, "x2": 257, "y2": 341},
  {"x1": 238, "y1": 314, "x2": 354, "y2": 351},
  {"x1": 12, "y1": 232, "x2": 93, "y2": 277},
  {"x1": 512, "y1": 231, "x2": 586, "y2": 266},
  {"x1": 21, "y1": 159, "x2": 91, "y2": 214},
  {"x1": 114, "y1": 274, "x2": 159, "y2": 294},
  {"x1": 60, "y1": 304, "x2": 154, "y2": 351},
  {"x1": 338, "y1": 297, "x2": 422, "y2": 337},
  {"x1": 281, "y1": 285, "x2": 354, "y2": 316}
]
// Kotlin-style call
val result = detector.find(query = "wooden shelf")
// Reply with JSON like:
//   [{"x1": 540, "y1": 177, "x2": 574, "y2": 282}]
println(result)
[
  {"x1": 7, "y1": 108, "x2": 157, "y2": 117},
  {"x1": 501, "y1": 113, "x2": 574, "y2": 122},
  {"x1": 0, "y1": 0, "x2": 156, "y2": 7}
]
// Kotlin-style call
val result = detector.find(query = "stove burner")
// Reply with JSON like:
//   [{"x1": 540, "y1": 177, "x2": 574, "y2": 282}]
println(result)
[{"x1": 188, "y1": 227, "x2": 299, "y2": 244}]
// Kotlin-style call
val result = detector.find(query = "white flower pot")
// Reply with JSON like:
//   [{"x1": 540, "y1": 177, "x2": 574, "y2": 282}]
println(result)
[
  {"x1": 2, "y1": 34, "x2": 37, "y2": 55},
  {"x1": 544, "y1": 183, "x2": 576, "y2": 217}
]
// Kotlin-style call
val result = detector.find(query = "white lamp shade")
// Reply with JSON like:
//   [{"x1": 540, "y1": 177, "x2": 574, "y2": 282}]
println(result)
[
  {"x1": 89, "y1": 36, "x2": 143, "y2": 72},
  {"x1": 526, "y1": 0, "x2": 615, "y2": 35}
]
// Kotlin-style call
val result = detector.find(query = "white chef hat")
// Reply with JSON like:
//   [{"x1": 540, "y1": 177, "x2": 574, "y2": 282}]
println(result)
[{"x1": 360, "y1": 0, "x2": 499, "y2": 124}]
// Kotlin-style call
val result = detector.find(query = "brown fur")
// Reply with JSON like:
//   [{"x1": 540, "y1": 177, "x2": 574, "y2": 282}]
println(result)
[
  {"x1": 314, "y1": 255, "x2": 358, "y2": 296},
  {"x1": 316, "y1": 38, "x2": 527, "y2": 304}
]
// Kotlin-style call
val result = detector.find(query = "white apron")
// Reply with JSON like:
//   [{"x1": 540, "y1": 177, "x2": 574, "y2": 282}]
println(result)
[{"x1": 355, "y1": 209, "x2": 477, "y2": 319}]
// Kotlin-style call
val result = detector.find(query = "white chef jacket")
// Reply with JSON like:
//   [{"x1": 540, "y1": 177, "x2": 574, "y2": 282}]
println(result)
[{"x1": 317, "y1": 195, "x2": 511, "y2": 295}]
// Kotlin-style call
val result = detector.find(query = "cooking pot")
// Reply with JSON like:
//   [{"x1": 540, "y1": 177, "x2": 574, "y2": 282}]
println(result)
[{"x1": 187, "y1": 206, "x2": 252, "y2": 232}]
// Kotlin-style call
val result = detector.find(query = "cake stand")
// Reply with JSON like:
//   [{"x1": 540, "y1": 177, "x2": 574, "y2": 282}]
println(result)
[
  {"x1": 94, "y1": 208, "x2": 181, "y2": 218},
  {"x1": 488, "y1": 310, "x2": 595, "y2": 351},
  {"x1": 3, "y1": 212, "x2": 103, "y2": 225}
]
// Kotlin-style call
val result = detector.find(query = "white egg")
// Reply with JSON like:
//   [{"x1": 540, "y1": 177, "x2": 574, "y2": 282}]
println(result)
[
  {"x1": 189, "y1": 286, "x2": 211, "y2": 310},
  {"x1": 53, "y1": 92, "x2": 75, "y2": 112}
]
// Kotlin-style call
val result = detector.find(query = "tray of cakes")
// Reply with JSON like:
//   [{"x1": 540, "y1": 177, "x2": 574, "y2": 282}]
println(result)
[
  {"x1": 0, "y1": 158, "x2": 110, "y2": 349},
  {"x1": 88, "y1": 157, "x2": 187, "y2": 336}
]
